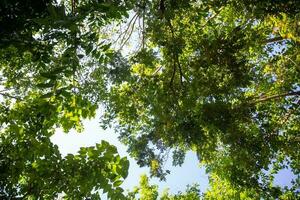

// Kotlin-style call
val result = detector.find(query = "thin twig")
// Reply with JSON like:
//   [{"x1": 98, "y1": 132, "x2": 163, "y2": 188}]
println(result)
[
  {"x1": 0, "y1": 92, "x2": 22, "y2": 100},
  {"x1": 115, "y1": 13, "x2": 138, "y2": 44},
  {"x1": 200, "y1": 6, "x2": 224, "y2": 28},
  {"x1": 285, "y1": 56, "x2": 300, "y2": 72},
  {"x1": 281, "y1": 99, "x2": 300, "y2": 125},
  {"x1": 264, "y1": 36, "x2": 285, "y2": 44},
  {"x1": 0, "y1": 89, "x2": 11, "y2": 93},
  {"x1": 142, "y1": 6, "x2": 145, "y2": 49},
  {"x1": 119, "y1": 15, "x2": 139, "y2": 50},
  {"x1": 265, "y1": 99, "x2": 300, "y2": 141},
  {"x1": 152, "y1": 66, "x2": 162, "y2": 76}
]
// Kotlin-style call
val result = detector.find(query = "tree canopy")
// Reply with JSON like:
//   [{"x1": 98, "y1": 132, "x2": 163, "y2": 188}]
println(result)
[
  {"x1": 101, "y1": 0, "x2": 300, "y2": 195},
  {"x1": 0, "y1": 0, "x2": 299, "y2": 199},
  {"x1": 0, "y1": 0, "x2": 132, "y2": 198}
]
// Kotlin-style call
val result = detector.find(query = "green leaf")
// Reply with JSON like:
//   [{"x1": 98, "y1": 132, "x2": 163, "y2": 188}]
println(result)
[
  {"x1": 113, "y1": 180, "x2": 123, "y2": 187},
  {"x1": 36, "y1": 83, "x2": 55, "y2": 88}
]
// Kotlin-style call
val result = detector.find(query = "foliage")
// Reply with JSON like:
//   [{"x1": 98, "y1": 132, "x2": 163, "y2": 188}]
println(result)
[
  {"x1": 1, "y1": 0, "x2": 300, "y2": 199},
  {"x1": 0, "y1": 0, "x2": 133, "y2": 199},
  {"x1": 204, "y1": 173, "x2": 300, "y2": 200},
  {"x1": 126, "y1": 175, "x2": 201, "y2": 200},
  {"x1": 100, "y1": 0, "x2": 300, "y2": 197},
  {"x1": 126, "y1": 174, "x2": 300, "y2": 200}
]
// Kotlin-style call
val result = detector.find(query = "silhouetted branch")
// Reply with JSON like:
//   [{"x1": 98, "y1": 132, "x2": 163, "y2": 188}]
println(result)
[
  {"x1": 119, "y1": 14, "x2": 139, "y2": 50},
  {"x1": 114, "y1": 13, "x2": 138, "y2": 45},
  {"x1": 169, "y1": 60, "x2": 176, "y2": 88},
  {"x1": 264, "y1": 36, "x2": 286, "y2": 44},
  {"x1": 0, "y1": 92, "x2": 22, "y2": 100},
  {"x1": 252, "y1": 90, "x2": 300, "y2": 104}
]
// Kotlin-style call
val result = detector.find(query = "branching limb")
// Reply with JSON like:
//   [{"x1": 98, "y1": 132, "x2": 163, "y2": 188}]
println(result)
[
  {"x1": 118, "y1": 14, "x2": 139, "y2": 51},
  {"x1": 166, "y1": 19, "x2": 186, "y2": 87},
  {"x1": 114, "y1": 13, "x2": 138, "y2": 45}
]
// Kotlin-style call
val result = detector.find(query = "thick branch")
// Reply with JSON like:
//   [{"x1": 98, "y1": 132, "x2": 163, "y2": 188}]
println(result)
[
  {"x1": 166, "y1": 19, "x2": 186, "y2": 87},
  {"x1": 169, "y1": 60, "x2": 176, "y2": 88},
  {"x1": 175, "y1": 54, "x2": 184, "y2": 86}
]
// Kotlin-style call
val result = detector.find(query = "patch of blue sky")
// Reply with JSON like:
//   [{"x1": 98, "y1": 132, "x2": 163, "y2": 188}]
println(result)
[{"x1": 50, "y1": 110, "x2": 209, "y2": 195}]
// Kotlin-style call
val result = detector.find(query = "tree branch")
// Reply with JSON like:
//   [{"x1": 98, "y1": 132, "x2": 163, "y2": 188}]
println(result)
[
  {"x1": 200, "y1": 6, "x2": 224, "y2": 28},
  {"x1": 166, "y1": 19, "x2": 187, "y2": 87},
  {"x1": 142, "y1": 4, "x2": 145, "y2": 49},
  {"x1": 264, "y1": 36, "x2": 286, "y2": 44},
  {"x1": 265, "y1": 99, "x2": 300, "y2": 142},
  {"x1": 0, "y1": 92, "x2": 22, "y2": 100},
  {"x1": 176, "y1": 54, "x2": 184, "y2": 86},
  {"x1": 152, "y1": 66, "x2": 162, "y2": 76},
  {"x1": 251, "y1": 91, "x2": 300, "y2": 104},
  {"x1": 169, "y1": 60, "x2": 176, "y2": 88},
  {"x1": 119, "y1": 14, "x2": 139, "y2": 50},
  {"x1": 115, "y1": 13, "x2": 138, "y2": 45}
]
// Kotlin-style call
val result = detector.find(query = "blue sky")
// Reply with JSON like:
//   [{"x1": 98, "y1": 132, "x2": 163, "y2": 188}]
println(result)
[
  {"x1": 50, "y1": 111, "x2": 209, "y2": 195},
  {"x1": 50, "y1": 110, "x2": 296, "y2": 196},
  {"x1": 51, "y1": 110, "x2": 208, "y2": 193}
]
